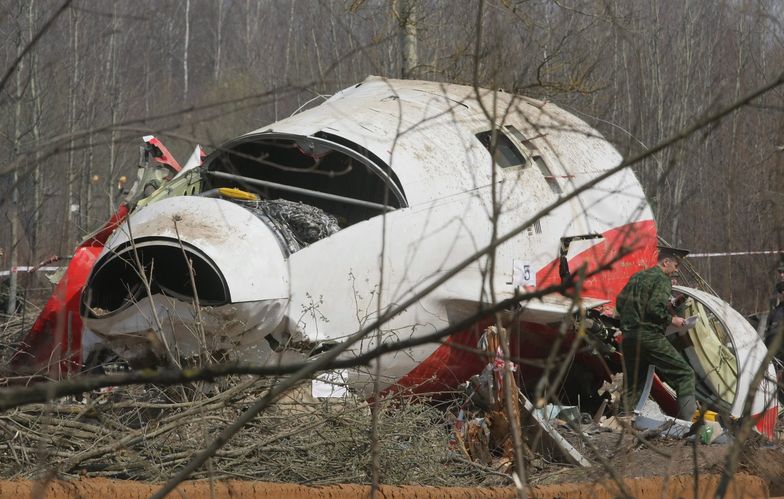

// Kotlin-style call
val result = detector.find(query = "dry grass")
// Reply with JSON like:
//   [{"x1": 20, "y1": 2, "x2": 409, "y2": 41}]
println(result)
[
  {"x1": 2, "y1": 307, "x2": 783, "y2": 491},
  {"x1": 0, "y1": 311, "x2": 31, "y2": 375},
  {"x1": 0, "y1": 302, "x2": 512, "y2": 488},
  {"x1": 0, "y1": 371, "x2": 509, "y2": 487}
]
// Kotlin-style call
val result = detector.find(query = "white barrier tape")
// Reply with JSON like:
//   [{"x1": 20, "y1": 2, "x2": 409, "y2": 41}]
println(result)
[
  {"x1": 688, "y1": 250, "x2": 784, "y2": 258},
  {"x1": 0, "y1": 266, "x2": 60, "y2": 277}
]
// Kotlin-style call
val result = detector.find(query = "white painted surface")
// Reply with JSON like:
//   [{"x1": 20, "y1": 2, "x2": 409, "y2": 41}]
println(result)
[
  {"x1": 84, "y1": 77, "x2": 659, "y2": 396},
  {"x1": 173, "y1": 145, "x2": 204, "y2": 179},
  {"x1": 102, "y1": 196, "x2": 289, "y2": 303},
  {"x1": 83, "y1": 296, "x2": 287, "y2": 364}
]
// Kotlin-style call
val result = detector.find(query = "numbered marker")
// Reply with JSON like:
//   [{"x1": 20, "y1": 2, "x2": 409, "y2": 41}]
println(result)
[{"x1": 513, "y1": 260, "x2": 536, "y2": 287}]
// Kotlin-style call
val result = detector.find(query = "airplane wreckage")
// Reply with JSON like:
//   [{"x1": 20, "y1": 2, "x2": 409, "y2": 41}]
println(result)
[{"x1": 11, "y1": 76, "x2": 778, "y2": 437}]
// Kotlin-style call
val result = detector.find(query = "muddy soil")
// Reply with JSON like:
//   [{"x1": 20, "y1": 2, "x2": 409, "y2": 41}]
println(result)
[
  {"x1": 4, "y1": 431, "x2": 782, "y2": 498},
  {"x1": 739, "y1": 446, "x2": 784, "y2": 496},
  {"x1": 534, "y1": 423, "x2": 784, "y2": 493},
  {"x1": 534, "y1": 428, "x2": 732, "y2": 485},
  {"x1": 0, "y1": 474, "x2": 768, "y2": 499}
]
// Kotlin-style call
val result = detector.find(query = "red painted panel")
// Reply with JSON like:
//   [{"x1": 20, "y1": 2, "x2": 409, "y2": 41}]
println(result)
[
  {"x1": 536, "y1": 219, "x2": 658, "y2": 309},
  {"x1": 146, "y1": 137, "x2": 182, "y2": 173},
  {"x1": 12, "y1": 204, "x2": 130, "y2": 377},
  {"x1": 754, "y1": 406, "x2": 777, "y2": 438}
]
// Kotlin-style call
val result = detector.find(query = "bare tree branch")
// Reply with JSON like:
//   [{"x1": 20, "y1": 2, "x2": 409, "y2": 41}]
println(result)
[{"x1": 0, "y1": 0, "x2": 72, "y2": 98}]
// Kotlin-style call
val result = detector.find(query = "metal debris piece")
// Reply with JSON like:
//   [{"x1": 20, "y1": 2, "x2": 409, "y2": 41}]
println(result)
[
  {"x1": 519, "y1": 391, "x2": 591, "y2": 467},
  {"x1": 262, "y1": 199, "x2": 341, "y2": 245},
  {"x1": 598, "y1": 415, "x2": 627, "y2": 433},
  {"x1": 634, "y1": 365, "x2": 657, "y2": 414},
  {"x1": 535, "y1": 404, "x2": 580, "y2": 423}
]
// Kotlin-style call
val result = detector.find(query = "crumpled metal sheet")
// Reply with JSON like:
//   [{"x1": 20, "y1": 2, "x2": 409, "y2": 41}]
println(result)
[{"x1": 242, "y1": 199, "x2": 341, "y2": 253}]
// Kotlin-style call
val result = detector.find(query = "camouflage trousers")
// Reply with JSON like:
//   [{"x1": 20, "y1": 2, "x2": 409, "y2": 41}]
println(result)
[{"x1": 621, "y1": 330, "x2": 695, "y2": 413}]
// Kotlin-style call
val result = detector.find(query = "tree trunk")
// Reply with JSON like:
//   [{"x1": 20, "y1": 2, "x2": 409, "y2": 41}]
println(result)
[
  {"x1": 7, "y1": 5, "x2": 25, "y2": 315},
  {"x1": 283, "y1": 1, "x2": 295, "y2": 82},
  {"x1": 398, "y1": 0, "x2": 418, "y2": 78},
  {"x1": 65, "y1": 7, "x2": 79, "y2": 249},
  {"x1": 214, "y1": 0, "x2": 223, "y2": 81},
  {"x1": 183, "y1": 0, "x2": 190, "y2": 100},
  {"x1": 28, "y1": 0, "x2": 42, "y2": 258},
  {"x1": 106, "y1": 3, "x2": 119, "y2": 217}
]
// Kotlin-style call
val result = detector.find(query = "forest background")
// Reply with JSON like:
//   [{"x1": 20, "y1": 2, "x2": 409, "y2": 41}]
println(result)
[{"x1": 1, "y1": 0, "x2": 783, "y2": 315}]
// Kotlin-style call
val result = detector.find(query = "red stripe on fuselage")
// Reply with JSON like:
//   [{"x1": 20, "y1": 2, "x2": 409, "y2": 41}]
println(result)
[
  {"x1": 390, "y1": 220, "x2": 657, "y2": 394},
  {"x1": 535, "y1": 220, "x2": 658, "y2": 307}
]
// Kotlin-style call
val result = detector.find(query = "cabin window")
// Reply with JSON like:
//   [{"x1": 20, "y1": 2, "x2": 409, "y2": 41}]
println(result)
[
  {"x1": 475, "y1": 130, "x2": 527, "y2": 169},
  {"x1": 504, "y1": 125, "x2": 537, "y2": 151},
  {"x1": 534, "y1": 156, "x2": 562, "y2": 194},
  {"x1": 484, "y1": 125, "x2": 562, "y2": 194}
]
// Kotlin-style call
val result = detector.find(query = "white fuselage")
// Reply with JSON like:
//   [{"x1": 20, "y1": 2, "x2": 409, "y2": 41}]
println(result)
[{"x1": 84, "y1": 77, "x2": 655, "y2": 391}]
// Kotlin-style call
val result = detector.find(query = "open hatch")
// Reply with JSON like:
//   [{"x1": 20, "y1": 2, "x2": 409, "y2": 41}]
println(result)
[{"x1": 666, "y1": 286, "x2": 775, "y2": 418}]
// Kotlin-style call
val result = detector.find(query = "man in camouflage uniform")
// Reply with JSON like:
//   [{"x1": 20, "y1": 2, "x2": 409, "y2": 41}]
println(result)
[{"x1": 617, "y1": 246, "x2": 696, "y2": 419}]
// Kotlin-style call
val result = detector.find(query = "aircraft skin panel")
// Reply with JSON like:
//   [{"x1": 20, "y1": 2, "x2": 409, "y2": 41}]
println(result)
[
  {"x1": 12, "y1": 204, "x2": 131, "y2": 376},
  {"x1": 387, "y1": 220, "x2": 655, "y2": 395},
  {"x1": 536, "y1": 220, "x2": 658, "y2": 307},
  {"x1": 673, "y1": 287, "x2": 779, "y2": 422},
  {"x1": 264, "y1": 97, "x2": 489, "y2": 204},
  {"x1": 644, "y1": 286, "x2": 778, "y2": 436},
  {"x1": 82, "y1": 295, "x2": 288, "y2": 366},
  {"x1": 287, "y1": 188, "x2": 517, "y2": 391},
  {"x1": 11, "y1": 246, "x2": 103, "y2": 375},
  {"x1": 527, "y1": 104, "x2": 621, "y2": 175},
  {"x1": 73, "y1": 197, "x2": 293, "y2": 367},
  {"x1": 288, "y1": 188, "x2": 491, "y2": 340},
  {"x1": 567, "y1": 168, "x2": 653, "y2": 235},
  {"x1": 255, "y1": 76, "x2": 638, "y2": 208}
]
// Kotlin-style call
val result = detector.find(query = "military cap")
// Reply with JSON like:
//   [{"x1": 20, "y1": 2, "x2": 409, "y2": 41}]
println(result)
[
  {"x1": 777, "y1": 263, "x2": 784, "y2": 272},
  {"x1": 657, "y1": 245, "x2": 689, "y2": 261}
]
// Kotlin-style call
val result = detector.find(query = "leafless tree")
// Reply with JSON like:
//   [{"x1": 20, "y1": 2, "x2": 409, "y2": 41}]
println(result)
[{"x1": 2, "y1": 1, "x2": 784, "y2": 497}]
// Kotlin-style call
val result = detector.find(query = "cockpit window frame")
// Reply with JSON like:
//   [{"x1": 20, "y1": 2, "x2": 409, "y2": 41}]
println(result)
[{"x1": 202, "y1": 131, "x2": 408, "y2": 211}]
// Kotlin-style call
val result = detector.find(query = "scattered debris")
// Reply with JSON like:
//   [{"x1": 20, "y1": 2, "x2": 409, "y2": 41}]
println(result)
[
  {"x1": 2, "y1": 315, "x2": 784, "y2": 492},
  {"x1": 597, "y1": 415, "x2": 626, "y2": 433},
  {"x1": 535, "y1": 404, "x2": 580, "y2": 424},
  {"x1": 455, "y1": 327, "x2": 590, "y2": 471},
  {"x1": 453, "y1": 326, "x2": 534, "y2": 473}
]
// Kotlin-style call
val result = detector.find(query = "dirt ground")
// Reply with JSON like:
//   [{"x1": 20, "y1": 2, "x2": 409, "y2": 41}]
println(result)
[
  {"x1": 2, "y1": 380, "x2": 784, "y2": 497},
  {"x1": 3, "y1": 426, "x2": 783, "y2": 498},
  {"x1": 533, "y1": 420, "x2": 784, "y2": 495},
  {"x1": 0, "y1": 474, "x2": 769, "y2": 498}
]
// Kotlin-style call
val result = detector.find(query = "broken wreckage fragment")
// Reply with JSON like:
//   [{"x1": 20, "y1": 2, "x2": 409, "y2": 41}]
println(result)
[{"x1": 12, "y1": 76, "x2": 778, "y2": 439}]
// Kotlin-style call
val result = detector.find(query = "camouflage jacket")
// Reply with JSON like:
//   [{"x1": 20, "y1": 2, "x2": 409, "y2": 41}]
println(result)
[{"x1": 616, "y1": 266, "x2": 672, "y2": 336}]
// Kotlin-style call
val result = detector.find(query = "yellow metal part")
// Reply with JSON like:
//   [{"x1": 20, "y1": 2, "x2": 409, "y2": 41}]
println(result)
[
  {"x1": 218, "y1": 187, "x2": 258, "y2": 201},
  {"x1": 692, "y1": 410, "x2": 719, "y2": 423}
]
